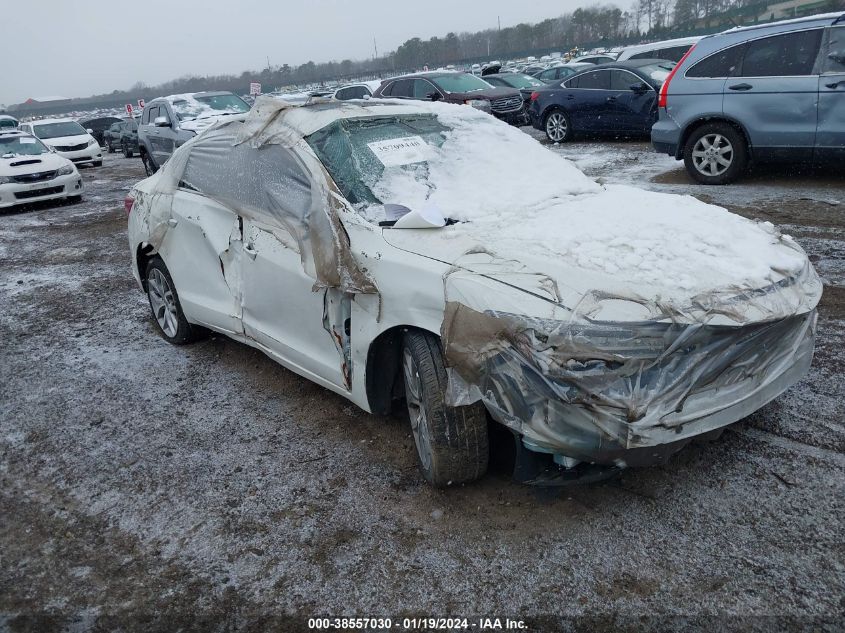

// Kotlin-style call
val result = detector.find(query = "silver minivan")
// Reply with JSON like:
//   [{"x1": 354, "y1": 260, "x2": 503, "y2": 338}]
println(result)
[{"x1": 652, "y1": 12, "x2": 845, "y2": 184}]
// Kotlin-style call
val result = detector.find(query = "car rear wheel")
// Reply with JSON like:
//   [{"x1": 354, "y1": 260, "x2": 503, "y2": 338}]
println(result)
[
  {"x1": 401, "y1": 330, "x2": 489, "y2": 487},
  {"x1": 145, "y1": 257, "x2": 203, "y2": 345},
  {"x1": 544, "y1": 109, "x2": 572, "y2": 143},
  {"x1": 683, "y1": 122, "x2": 748, "y2": 185},
  {"x1": 123, "y1": 143, "x2": 133, "y2": 158}
]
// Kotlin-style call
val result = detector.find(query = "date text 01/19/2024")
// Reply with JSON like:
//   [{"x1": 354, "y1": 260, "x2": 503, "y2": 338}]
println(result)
[{"x1": 307, "y1": 617, "x2": 528, "y2": 630}]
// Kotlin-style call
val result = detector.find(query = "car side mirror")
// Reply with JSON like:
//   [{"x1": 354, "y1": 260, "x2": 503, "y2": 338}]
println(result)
[
  {"x1": 630, "y1": 82, "x2": 649, "y2": 93},
  {"x1": 154, "y1": 116, "x2": 170, "y2": 127},
  {"x1": 426, "y1": 92, "x2": 441, "y2": 102},
  {"x1": 86, "y1": 128, "x2": 94, "y2": 134},
  {"x1": 829, "y1": 50, "x2": 845, "y2": 65}
]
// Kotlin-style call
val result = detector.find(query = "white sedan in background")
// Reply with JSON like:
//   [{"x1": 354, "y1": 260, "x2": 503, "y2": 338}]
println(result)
[
  {"x1": 126, "y1": 97, "x2": 821, "y2": 487},
  {"x1": 0, "y1": 130, "x2": 82, "y2": 208},
  {"x1": 19, "y1": 118, "x2": 102, "y2": 166}
]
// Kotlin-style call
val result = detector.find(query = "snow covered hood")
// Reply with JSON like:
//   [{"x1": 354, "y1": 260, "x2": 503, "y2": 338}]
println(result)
[
  {"x1": 0, "y1": 150, "x2": 68, "y2": 176},
  {"x1": 40, "y1": 134, "x2": 92, "y2": 147}
]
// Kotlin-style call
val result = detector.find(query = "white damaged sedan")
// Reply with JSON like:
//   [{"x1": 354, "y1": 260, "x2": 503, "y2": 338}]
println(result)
[
  {"x1": 126, "y1": 97, "x2": 821, "y2": 486},
  {"x1": 0, "y1": 130, "x2": 83, "y2": 209}
]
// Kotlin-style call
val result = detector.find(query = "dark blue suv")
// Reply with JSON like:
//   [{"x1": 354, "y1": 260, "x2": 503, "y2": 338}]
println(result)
[
  {"x1": 652, "y1": 12, "x2": 845, "y2": 184},
  {"x1": 528, "y1": 59, "x2": 674, "y2": 143}
]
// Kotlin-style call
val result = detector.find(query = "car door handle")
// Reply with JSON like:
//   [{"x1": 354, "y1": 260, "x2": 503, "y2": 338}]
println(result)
[
  {"x1": 243, "y1": 244, "x2": 257, "y2": 260},
  {"x1": 728, "y1": 83, "x2": 753, "y2": 91},
  {"x1": 825, "y1": 80, "x2": 844, "y2": 88}
]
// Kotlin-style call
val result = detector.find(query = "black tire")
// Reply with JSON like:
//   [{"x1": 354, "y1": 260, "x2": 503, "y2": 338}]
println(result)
[
  {"x1": 683, "y1": 122, "x2": 748, "y2": 185},
  {"x1": 543, "y1": 108, "x2": 572, "y2": 143},
  {"x1": 123, "y1": 144, "x2": 133, "y2": 158},
  {"x1": 401, "y1": 330, "x2": 489, "y2": 487},
  {"x1": 107, "y1": 141, "x2": 115, "y2": 153},
  {"x1": 141, "y1": 152, "x2": 157, "y2": 176},
  {"x1": 144, "y1": 257, "x2": 203, "y2": 345}
]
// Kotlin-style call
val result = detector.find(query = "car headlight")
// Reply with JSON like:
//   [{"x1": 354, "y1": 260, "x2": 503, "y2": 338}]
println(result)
[
  {"x1": 465, "y1": 99, "x2": 491, "y2": 111},
  {"x1": 57, "y1": 164, "x2": 75, "y2": 176},
  {"x1": 87, "y1": 138, "x2": 97, "y2": 147}
]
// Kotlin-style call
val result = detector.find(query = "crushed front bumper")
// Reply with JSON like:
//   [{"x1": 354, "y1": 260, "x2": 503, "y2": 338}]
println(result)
[{"x1": 443, "y1": 303, "x2": 817, "y2": 467}]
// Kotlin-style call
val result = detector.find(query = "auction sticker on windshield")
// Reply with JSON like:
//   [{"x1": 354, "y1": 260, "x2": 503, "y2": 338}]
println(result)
[{"x1": 367, "y1": 136, "x2": 434, "y2": 167}]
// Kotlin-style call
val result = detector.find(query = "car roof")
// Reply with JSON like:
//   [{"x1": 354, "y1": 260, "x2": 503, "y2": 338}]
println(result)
[
  {"x1": 719, "y1": 11, "x2": 843, "y2": 34},
  {"x1": 149, "y1": 91, "x2": 236, "y2": 105},
  {"x1": 25, "y1": 118, "x2": 79, "y2": 125}
]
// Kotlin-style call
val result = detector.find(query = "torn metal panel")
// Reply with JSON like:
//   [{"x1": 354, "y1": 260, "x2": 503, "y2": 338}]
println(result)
[
  {"x1": 441, "y1": 250, "x2": 822, "y2": 465},
  {"x1": 323, "y1": 288, "x2": 353, "y2": 389}
]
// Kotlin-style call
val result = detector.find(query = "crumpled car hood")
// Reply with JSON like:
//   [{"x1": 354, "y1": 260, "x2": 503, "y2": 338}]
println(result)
[{"x1": 382, "y1": 214, "x2": 822, "y2": 325}]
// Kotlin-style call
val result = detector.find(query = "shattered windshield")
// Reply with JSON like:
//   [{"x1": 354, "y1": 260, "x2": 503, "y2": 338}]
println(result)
[
  {"x1": 0, "y1": 135, "x2": 49, "y2": 157},
  {"x1": 306, "y1": 115, "x2": 449, "y2": 215},
  {"x1": 32, "y1": 121, "x2": 87, "y2": 139}
]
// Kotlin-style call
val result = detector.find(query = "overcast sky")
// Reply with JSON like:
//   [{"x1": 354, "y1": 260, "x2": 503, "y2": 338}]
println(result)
[{"x1": 2, "y1": 0, "x2": 599, "y2": 105}]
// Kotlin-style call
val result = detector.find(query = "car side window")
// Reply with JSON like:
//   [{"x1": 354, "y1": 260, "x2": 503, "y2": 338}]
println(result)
[
  {"x1": 824, "y1": 26, "x2": 845, "y2": 73},
  {"x1": 145, "y1": 106, "x2": 158, "y2": 123},
  {"x1": 413, "y1": 79, "x2": 437, "y2": 99},
  {"x1": 577, "y1": 70, "x2": 610, "y2": 89},
  {"x1": 157, "y1": 106, "x2": 171, "y2": 125},
  {"x1": 390, "y1": 79, "x2": 414, "y2": 98},
  {"x1": 564, "y1": 75, "x2": 579, "y2": 88},
  {"x1": 181, "y1": 141, "x2": 311, "y2": 219},
  {"x1": 686, "y1": 44, "x2": 745, "y2": 78},
  {"x1": 739, "y1": 29, "x2": 823, "y2": 77},
  {"x1": 610, "y1": 70, "x2": 643, "y2": 90}
]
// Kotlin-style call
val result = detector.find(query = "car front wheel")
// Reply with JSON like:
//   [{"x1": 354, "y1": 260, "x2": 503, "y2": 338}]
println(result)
[
  {"x1": 145, "y1": 257, "x2": 203, "y2": 345},
  {"x1": 402, "y1": 330, "x2": 489, "y2": 487},
  {"x1": 544, "y1": 109, "x2": 572, "y2": 143},
  {"x1": 683, "y1": 122, "x2": 748, "y2": 185},
  {"x1": 107, "y1": 141, "x2": 115, "y2": 153}
]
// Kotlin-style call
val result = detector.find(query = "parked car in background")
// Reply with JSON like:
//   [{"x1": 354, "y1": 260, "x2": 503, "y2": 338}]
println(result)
[
  {"x1": 333, "y1": 81, "x2": 383, "y2": 100},
  {"x1": 0, "y1": 115, "x2": 18, "y2": 130},
  {"x1": 79, "y1": 116, "x2": 122, "y2": 146},
  {"x1": 532, "y1": 62, "x2": 593, "y2": 83},
  {"x1": 652, "y1": 12, "x2": 845, "y2": 184},
  {"x1": 616, "y1": 36, "x2": 702, "y2": 62},
  {"x1": 529, "y1": 59, "x2": 674, "y2": 142},
  {"x1": 373, "y1": 72, "x2": 525, "y2": 124},
  {"x1": 19, "y1": 118, "x2": 103, "y2": 166},
  {"x1": 120, "y1": 119, "x2": 140, "y2": 157},
  {"x1": 569, "y1": 54, "x2": 617, "y2": 65},
  {"x1": 127, "y1": 98, "x2": 820, "y2": 487},
  {"x1": 0, "y1": 129, "x2": 83, "y2": 208},
  {"x1": 138, "y1": 91, "x2": 250, "y2": 175},
  {"x1": 481, "y1": 71, "x2": 545, "y2": 117}
]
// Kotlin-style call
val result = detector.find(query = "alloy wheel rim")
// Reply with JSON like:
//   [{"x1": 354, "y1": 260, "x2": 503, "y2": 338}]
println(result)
[
  {"x1": 546, "y1": 112, "x2": 567, "y2": 142},
  {"x1": 147, "y1": 269, "x2": 179, "y2": 338},
  {"x1": 402, "y1": 349, "x2": 433, "y2": 473},
  {"x1": 692, "y1": 133, "x2": 733, "y2": 177}
]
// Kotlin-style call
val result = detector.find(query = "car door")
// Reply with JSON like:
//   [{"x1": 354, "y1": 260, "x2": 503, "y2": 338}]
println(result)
[
  {"x1": 227, "y1": 144, "x2": 347, "y2": 388},
  {"x1": 723, "y1": 28, "x2": 823, "y2": 160},
  {"x1": 817, "y1": 25, "x2": 845, "y2": 161},
  {"x1": 157, "y1": 158, "x2": 244, "y2": 335},
  {"x1": 143, "y1": 105, "x2": 163, "y2": 161},
  {"x1": 152, "y1": 104, "x2": 177, "y2": 165},
  {"x1": 563, "y1": 70, "x2": 613, "y2": 131},
  {"x1": 610, "y1": 69, "x2": 658, "y2": 132}
]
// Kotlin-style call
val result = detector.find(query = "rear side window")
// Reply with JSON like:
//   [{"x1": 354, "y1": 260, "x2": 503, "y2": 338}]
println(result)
[
  {"x1": 631, "y1": 45, "x2": 692, "y2": 62},
  {"x1": 824, "y1": 26, "x2": 845, "y2": 73},
  {"x1": 574, "y1": 70, "x2": 610, "y2": 89},
  {"x1": 686, "y1": 45, "x2": 745, "y2": 78},
  {"x1": 740, "y1": 29, "x2": 822, "y2": 77}
]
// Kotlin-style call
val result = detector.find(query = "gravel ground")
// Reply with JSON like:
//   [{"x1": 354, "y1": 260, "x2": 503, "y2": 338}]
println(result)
[{"x1": 1, "y1": 139, "x2": 843, "y2": 633}]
